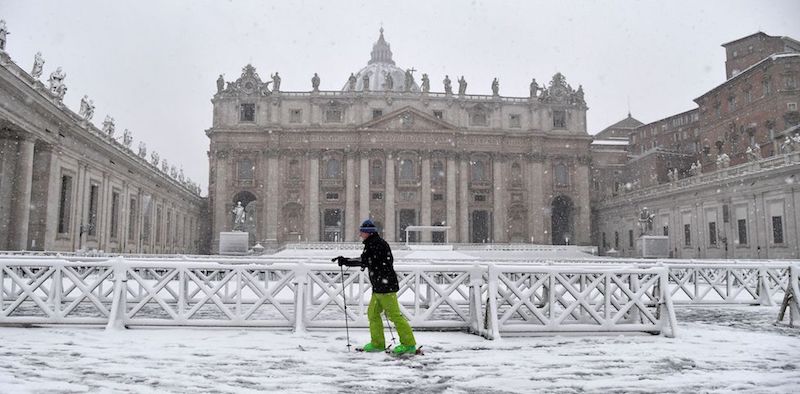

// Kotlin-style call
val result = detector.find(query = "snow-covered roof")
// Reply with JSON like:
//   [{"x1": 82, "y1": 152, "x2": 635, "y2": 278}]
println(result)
[
  {"x1": 591, "y1": 139, "x2": 629, "y2": 146},
  {"x1": 696, "y1": 52, "x2": 800, "y2": 101}
]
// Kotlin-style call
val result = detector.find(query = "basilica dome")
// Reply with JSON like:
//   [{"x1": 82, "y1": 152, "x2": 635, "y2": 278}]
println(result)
[{"x1": 341, "y1": 28, "x2": 420, "y2": 93}]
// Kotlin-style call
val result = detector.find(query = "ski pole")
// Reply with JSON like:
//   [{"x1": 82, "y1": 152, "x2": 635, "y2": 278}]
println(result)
[
  {"x1": 384, "y1": 312, "x2": 397, "y2": 347},
  {"x1": 340, "y1": 264, "x2": 352, "y2": 351}
]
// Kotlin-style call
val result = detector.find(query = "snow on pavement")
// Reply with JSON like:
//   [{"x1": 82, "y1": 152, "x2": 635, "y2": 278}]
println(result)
[{"x1": 1, "y1": 306, "x2": 798, "y2": 393}]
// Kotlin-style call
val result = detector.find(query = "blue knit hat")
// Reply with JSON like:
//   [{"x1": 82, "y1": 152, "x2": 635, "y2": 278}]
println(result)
[{"x1": 359, "y1": 219, "x2": 378, "y2": 233}]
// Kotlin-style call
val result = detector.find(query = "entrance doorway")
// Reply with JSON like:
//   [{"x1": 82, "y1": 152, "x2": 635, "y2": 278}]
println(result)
[
  {"x1": 398, "y1": 209, "x2": 417, "y2": 242},
  {"x1": 551, "y1": 195, "x2": 574, "y2": 245},
  {"x1": 323, "y1": 208, "x2": 343, "y2": 242},
  {"x1": 471, "y1": 210, "x2": 490, "y2": 243}
]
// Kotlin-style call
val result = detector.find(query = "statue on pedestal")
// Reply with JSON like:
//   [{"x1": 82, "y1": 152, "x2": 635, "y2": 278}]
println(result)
[
  {"x1": 0, "y1": 20, "x2": 8, "y2": 52},
  {"x1": 311, "y1": 73, "x2": 320, "y2": 91},
  {"x1": 384, "y1": 72, "x2": 394, "y2": 90},
  {"x1": 137, "y1": 141, "x2": 147, "y2": 158},
  {"x1": 530, "y1": 78, "x2": 539, "y2": 98},
  {"x1": 404, "y1": 68, "x2": 415, "y2": 92},
  {"x1": 122, "y1": 129, "x2": 133, "y2": 148},
  {"x1": 362, "y1": 73, "x2": 370, "y2": 91},
  {"x1": 457, "y1": 76, "x2": 467, "y2": 95},
  {"x1": 161, "y1": 158, "x2": 169, "y2": 172},
  {"x1": 443, "y1": 75, "x2": 452, "y2": 95},
  {"x1": 348, "y1": 73, "x2": 357, "y2": 91},
  {"x1": 232, "y1": 201, "x2": 246, "y2": 231},
  {"x1": 31, "y1": 52, "x2": 44, "y2": 79},
  {"x1": 216, "y1": 74, "x2": 224, "y2": 93},
  {"x1": 102, "y1": 115, "x2": 115, "y2": 137},
  {"x1": 79, "y1": 95, "x2": 95, "y2": 121},
  {"x1": 638, "y1": 207, "x2": 655, "y2": 236},
  {"x1": 48, "y1": 67, "x2": 67, "y2": 100},
  {"x1": 150, "y1": 151, "x2": 159, "y2": 166},
  {"x1": 421, "y1": 73, "x2": 430, "y2": 93},
  {"x1": 491, "y1": 78, "x2": 499, "y2": 96},
  {"x1": 271, "y1": 72, "x2": 281, "y2": 92}
]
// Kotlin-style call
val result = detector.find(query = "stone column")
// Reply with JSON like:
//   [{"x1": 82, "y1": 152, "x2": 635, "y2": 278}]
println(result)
[
  {"x1": 265, "y1": 150, "x2": 279, "y2": 244},
  {"x1": 528, "y1": 154, "x2": 544, "y2": 244},
  {"x1": 492, "y1": 154, "x2": 505, "y2": 243},
  {"x1": 9, "y1": 134, "x2": 35, "y2": 250},
  {"x1": 345, "y1": 151, "x2": 356, "y2": 241},
  {"x1": 384, "y1": 151, "x2": 396, "y2": 241},
  {"x1": 575, "y1": 158, "x2": 592, "y2": 245},
  {"x1": 72, "y1": 162, "x2": 88, "y2": 252},
  {"x1": 307, "y1": 151, "x2": 320, "y2": 241},
  {"x1": 446, "y1": 153, "x2": 457, "y2": 243},
  {"x1": 211, "y1": 150, "x2": 229, "y2": 252},
  {"x1": 420, "y1": 151, "x2": 432, "y2": 242},
  {"x1": 459, "y1": 154, "x2": 470, "y2": 243},
  {"x1": 359, "y1": 153, "x2": 370, "y2": 221}
]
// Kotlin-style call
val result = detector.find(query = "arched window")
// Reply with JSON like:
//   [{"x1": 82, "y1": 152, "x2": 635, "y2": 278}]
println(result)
[
  {"x1": 471, "y1": 160, "x2": 486, "y2": 182},
  {"x1": 370, "y1": 159, "x2": 384, "y2": 185},
  {"x1": 326, "y1": 158, "x2": 341, "y2": 178},
  {"x1": 400, "y1": 159, "x2": 414, "y2": 180},
  {"x1": 511, "y1": 162, "x2": 522, "y2": 185}
]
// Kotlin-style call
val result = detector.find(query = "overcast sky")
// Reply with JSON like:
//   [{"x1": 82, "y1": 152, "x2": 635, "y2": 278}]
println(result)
[{"x1": 3, "y1": 0, "x2": 800, "y2": 195}]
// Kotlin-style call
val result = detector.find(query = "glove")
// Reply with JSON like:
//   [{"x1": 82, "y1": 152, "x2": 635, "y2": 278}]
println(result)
[{"x1": 333, "y1": 256, "x2": 348, "y2": 266}]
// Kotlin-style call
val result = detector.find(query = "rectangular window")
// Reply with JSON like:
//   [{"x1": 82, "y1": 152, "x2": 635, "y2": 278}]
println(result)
[
  {"x1": 371, "y1": 192, "x2": 383, "y2": 200},
  {"x1": 763, "y1": 79, "x2": 772, "y2": 95},
  {"x1": 239, "y1": 103, "x2": 255, "y2": 122},
  {"x1": 470, "y1": 112, "x2": 488, "y2": 126},
  {"x1": 433, "y1": 110, "x2": 443, "y2": 119},
  {"x1": 325, "y1": 109, "x2": 343, "y2": 123},
  {"x1": 290, "y1": 109, "x2": 302, "y2": 123},
  {"x1": 88, "y1": 184, "x2": 99, "y2": 237},
  {"x1": 142, "y1": 195, "x2": 152, "y2": 243},
  {"x1": 372, "y1": 109, "x2": 383, "y2": 119},
  {"x1": 553, "y1": 110, "x2": 566, "y2": 128},
  {"x1": 708, "y1": 222, "x2": 717, "y2": 246},
  {"x1": 57, "y1": 175, "x2": 73, "y2": 234},
  {"x1": 325, "y1": 192, "x2": 339, "y2": 201},
  {"x1": 602, "y1": 232, "x2": 607, "y2": 249},
  {"x1": 156, "y1": 206, "x2": 163, "y2": 244},
  {"x1": 628, "y1": 230, "x2": 634, "y2": 248},
  {"x1": 737, "y1": 219, "x2": 748, "y2": 245},
  {"x1": 166, "y1": 210, "x2": 172, "y2": 246},
  {"x1": 238, "y1": 159, "x2": 254, "y2": 180},
  {"x1": 509, "y1": 114, "x2": 521, "y2": 128},
  {"x1": 663, "y1": 225, "x2": 669, "y2": 236},
  {"x1": 789, "y1": 102, "x2": 798, "y2": 111},
  {"x1": 614, "y1": 231, "x2": 619, "y2": 249},
  {"x1": 433, "y1": 193, "x2": 444, "y2": 201},
  {"x1": 128, "y1": 198, "x2": 137, "y2": 241},
  {"x1": 728, "y1": 96, "x2": 736, "y2": 112},
  {"x1": 110, "y1": 191, "x2": 120, "y2": 239},
  {"x1": 474, "y1": 194, "x2": 486, "y2": 202},
  {"x1": 785, "y1": 75, "x2": 797, "y2": 90},
  {"x1": 684, "y1": 224, "x2": 691, "y2": 246},
  {"x1": 772, "y1": 216, "x2": 784, "y2": 244}
]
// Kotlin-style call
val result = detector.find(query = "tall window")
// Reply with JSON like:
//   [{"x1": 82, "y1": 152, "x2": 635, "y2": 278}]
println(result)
[
  {"x1": 553, "y1": 110, "x2": 566, "y2": 128},
  {"x1": 166, "y1": 210, "x2": 172, "y2": 246},
  {"x1": 128, "y1": 198, "x2": 137, "y2": 242},
  {"x1": 238, "y1": 159, "x2": 254, "y2": 180},
  {"x1": 155, "y1": 206, "x2": 163, "y2": 244},
  {"x1": 628, "y1": 230, "x2": 634, "y2": 248},
  {"x1": 325, "y1": 108, "x2": 343, "y2": 123},
  {"x1": 290, "y1": 109, "x2": 302, "y2": 123},
  {"x1": 88, "y1": 184, "x2": 99, "y2": 236},
  {"x1": 432, "y1": 160, "x2": 445, "y2": 184},
  {"x1": 370, "y1": 159, "x2": 383, "y2": 184},
  {"x1": 470, "y1": 111, "x2": 488, "y2": 126},
  {"x1": 554, "y1": 163, "x2": 569, "y2": 186},
  {"x1": 110, "y1": 191, "x2": 120, "y2": 239},
  {"x1": 737, "y1": 219, "x2": 747, "y2": 245},
  {"x1": 325, "y1": 158, "x2": 341, "y2": 178},
  {"x1": 142, "y1": 195, "x2": 152, "y2": 243},
  {"x1": 684, "y1": 224, "x2": 691, "y2": 246},
  {"x1": 509, "y1": 114, "x2": 521, "y2": 128},
  {"x1": 399, "y1": 159, "x2": 415, "y2": 180},
  {"x1": 57, "y1": 175, "x2": 73, "y2": 234},
  {"x1": 772, "y1": 216, "x2": 784, "y2": 244},
  {"x1": 708, "y1": 222, "x2": 717, "y2": 246},
  {"x1": 289, "y1": 159, "x2": 301, "y2": 179},
  {"x1": 614, "y1": 231, "x2": 619, "y2": 249},
  {"x1": 239, "y1": 103, "x2": 255, "y2": 122}
]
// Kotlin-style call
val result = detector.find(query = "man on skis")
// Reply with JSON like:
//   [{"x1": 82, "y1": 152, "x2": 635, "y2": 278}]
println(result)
[{"x1": 335, "y1": 219, "x2": 417, "y2": 355}]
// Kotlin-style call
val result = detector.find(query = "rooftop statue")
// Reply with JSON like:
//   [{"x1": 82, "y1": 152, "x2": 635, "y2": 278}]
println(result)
[
  {"x1": 31, "y1": 52, "x2": 44, "y2": 79},
  {"x1": 271, "y1": 72, "x2": 281, "y2": 92},
  {"x1": 102, "y1": 115, "x2": 115, "y2": 137},
  {"x1": 529, "y1": 78, "x2": 539, "y2": 98},
  {"x1": 457, "y1": 76, "x2": 467, "y2": 95},
  {"x1": 384, "y1": 72, "x2": 394, "y2": 90},
  {"x1": 443, "y1": 75, "x2": 452, "y2": 95},
  {"x1": 161, "y1": 158, "x2": 169, "y2": 172},
  {"x1": 48, "y1": 67, "x2": 67, "y2": 100},
  {"x1": 150, "y1": 151, "x2": 160, "y2": 166},
  {"x1": 311, "y1": 73, "x2": 320, "y2": 91},
  {"x1": 122, "y1": 129, "x2": 133, "y2": 148},
  {"x1": 0, "y1": 20, "x2": 8, "y2": 51},
  {"x1": 491, "y1": 77, "x2": 499, "y2": 96},
  {"x1": 421, "y1": 73, "x2": 430, "y2": 93},
  {"x1": 348, "y1": 73, "x2": 357, "y2": 91},
  {"x1": 138, "y1": 141, "x2": 147, "y2": 158},
  {"x1": 216, "y1": 74, "x2": 224, "y2": 93}
]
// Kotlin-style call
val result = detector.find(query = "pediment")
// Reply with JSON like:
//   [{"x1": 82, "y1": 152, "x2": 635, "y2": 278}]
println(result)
[{"x1": 358, "y1": 106, "x2": 456, "y2": 131}]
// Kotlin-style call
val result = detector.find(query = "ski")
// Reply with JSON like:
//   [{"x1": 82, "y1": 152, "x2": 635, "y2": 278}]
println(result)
[{"x1": 387, "y1": 345, "x2": 424, "y2": 357}]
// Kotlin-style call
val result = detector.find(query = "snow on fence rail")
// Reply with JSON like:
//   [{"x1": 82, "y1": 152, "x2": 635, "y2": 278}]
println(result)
[{"x1": 0, "y1": 257, "x2": 679, "y2": 337}]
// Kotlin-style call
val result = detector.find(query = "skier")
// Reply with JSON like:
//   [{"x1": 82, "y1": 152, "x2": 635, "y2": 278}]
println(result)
[{"x1": 335, "y1": 219, "x2": 417, "y2": 355}]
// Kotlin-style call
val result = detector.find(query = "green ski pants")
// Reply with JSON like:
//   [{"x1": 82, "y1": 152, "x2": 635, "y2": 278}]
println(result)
[{"x1": 367, "y1": 292, "x2": 416, "y2": 347}]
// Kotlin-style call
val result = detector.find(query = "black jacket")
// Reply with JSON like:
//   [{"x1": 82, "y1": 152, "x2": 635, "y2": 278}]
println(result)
[{"x1": 342, "y1": 233, "x2": 399, "y2": 293}]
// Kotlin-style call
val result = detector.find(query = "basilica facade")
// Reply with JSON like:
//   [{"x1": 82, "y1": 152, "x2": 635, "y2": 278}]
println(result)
[{"x1": 207, "y1": 30, "x2": 592, "y2": 251}]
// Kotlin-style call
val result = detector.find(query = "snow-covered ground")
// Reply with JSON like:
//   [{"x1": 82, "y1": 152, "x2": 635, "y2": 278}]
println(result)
[{"x1": 1, "y1": 306, "x2": 798, "y2": 393}]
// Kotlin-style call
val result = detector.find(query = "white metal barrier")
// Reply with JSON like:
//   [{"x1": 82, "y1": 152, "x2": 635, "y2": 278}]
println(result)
[
  {"x1": 486, "y1": 265, "x2": 676, "y2": 339},
  {"x1": 1, "y1": 258, "x2": 677, "y2": 337}
]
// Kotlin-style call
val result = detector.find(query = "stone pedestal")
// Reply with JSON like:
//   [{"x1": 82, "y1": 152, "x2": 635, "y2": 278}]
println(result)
[
  {"x1": 636, "y1": 235, "x2": 670, "y2": 258},
  {"x1": 219, "y1": 231, "x2": 249, "y2": 255}
]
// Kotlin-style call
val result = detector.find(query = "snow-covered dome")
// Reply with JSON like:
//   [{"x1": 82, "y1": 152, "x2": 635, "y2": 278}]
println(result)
[{"x1": 341, "y1": 28, "x2": 420, "y2": 93}]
